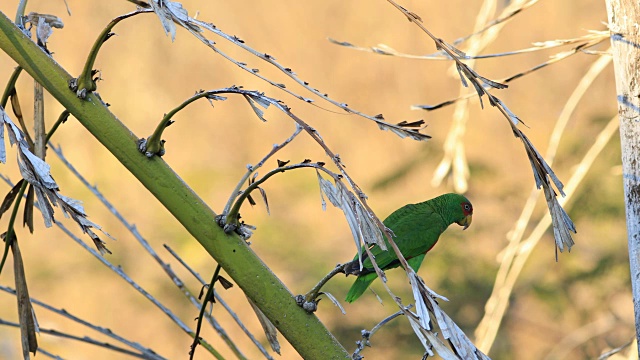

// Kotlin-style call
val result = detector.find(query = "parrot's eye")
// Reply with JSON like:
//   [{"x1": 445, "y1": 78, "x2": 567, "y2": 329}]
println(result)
[{"x1": 464, "y1": 204, "x2": 471, "y2": 212}]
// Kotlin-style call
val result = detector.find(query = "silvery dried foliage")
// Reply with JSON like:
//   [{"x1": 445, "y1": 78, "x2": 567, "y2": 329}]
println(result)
[
  {"x1": 407, "y1": 271, "x2": 492, "y2": 360},
  {"x1": 0, "y1": 107, "x2": 110, "y2": 254},
  {"x1": 316, "y1": 172, "x2": 386, "y2": 259}
]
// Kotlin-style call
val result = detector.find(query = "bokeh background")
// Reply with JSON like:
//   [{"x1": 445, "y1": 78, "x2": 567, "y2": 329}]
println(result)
[{"x1": 0, "y1": 0, "x2": 633, "y2": 359}]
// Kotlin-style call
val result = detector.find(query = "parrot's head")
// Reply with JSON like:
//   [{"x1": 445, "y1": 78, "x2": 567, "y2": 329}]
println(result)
[{"x1": 453, "y1": 196, "x2": 473, "y2": 230}]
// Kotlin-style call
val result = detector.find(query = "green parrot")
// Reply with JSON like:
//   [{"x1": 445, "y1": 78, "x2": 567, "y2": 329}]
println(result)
[{"x1": 344, "y1": 193, "x2": 473, "y2": 303}]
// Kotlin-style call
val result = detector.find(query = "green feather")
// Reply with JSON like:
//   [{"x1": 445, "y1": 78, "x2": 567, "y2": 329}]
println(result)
[
  {"x1": 345, "y1": 273, "x2": 377, "y2": 303},
  {"x1": 345, "y1": 193, "x2": 472, "y2": 303}
]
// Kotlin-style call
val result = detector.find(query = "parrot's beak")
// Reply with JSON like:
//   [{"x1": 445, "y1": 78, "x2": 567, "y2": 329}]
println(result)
[{"x1": 456, "y1": 214, "x2": 472, "y2": 230}]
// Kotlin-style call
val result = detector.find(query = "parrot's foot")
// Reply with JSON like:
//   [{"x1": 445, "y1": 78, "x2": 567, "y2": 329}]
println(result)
[{"x1": 295, "y1": 295, "x2": 319, "y2": 313}]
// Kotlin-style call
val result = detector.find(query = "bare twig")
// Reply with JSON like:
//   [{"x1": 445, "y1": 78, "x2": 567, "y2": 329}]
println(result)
[
  {"x1": 0, "y1": 285, "x2": 165, "y2": 359},
  {"x1": 163, "y1": 244, "x2": 274, "y2": 359},
  {"x1": 147, "y1": 1, "x2": 430, "y2": 141},
  {"x1": 414, "y1": 34, "x2": 609, "y2": 111},
  {"x1": 223, "y1": 123, "x2": 302, "y2": 215},
  {"x1": 329, "y1": 30, "x2": 607, "y2": 61},
  {"x1": 48, "y1": 144, "x2": 252, "y2": 359},
  {"x1": 0, "y1": 318, "x2": 159, "y2": 359},
  {"x1": 351, "y1": 308, "x2": 409, "y2": 359}
]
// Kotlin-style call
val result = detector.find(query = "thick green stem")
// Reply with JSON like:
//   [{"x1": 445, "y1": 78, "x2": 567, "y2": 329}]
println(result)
[
  {"x1": 144, "y1": 91, "x2": 212, "y2": 156},
  {"x1": 225, "y1": 163, "x2": 332, "y2": 229},
  {"x1": 70, "y1": 9, "x2": 152, "y2": 98},
  {"x1": 0, "y1": 11, "x2": 348, "y2": 359},
  {"x1": 1, "y1": 66, "x2": 22, "y2": 107}
]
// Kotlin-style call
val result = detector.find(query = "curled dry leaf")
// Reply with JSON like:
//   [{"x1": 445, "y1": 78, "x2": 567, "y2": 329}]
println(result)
[
  {"x1": 148, "y1": 0, "x2": 197, "y2": 41},
  {"x1": 316, "y1": 171, "x2": 386, "y2": 252},
  {"x1": 247, "y1": 297, "x2": 281, "y2": 355},
  {"x1": 242, "y1": 94, "x2": 270, "y2": 122},
  {"x1": 518, "y1": 132, "x2": 576, "y2": 253},
  {"x1": 408, "y1": 272, "x2": 492, "y2": 360},
  {"x1": 320, "y1": 292, "x2": 346, "y2": 315},
  {"x1": 0, "y1": 107, "x2": 111, "y2": 254}
]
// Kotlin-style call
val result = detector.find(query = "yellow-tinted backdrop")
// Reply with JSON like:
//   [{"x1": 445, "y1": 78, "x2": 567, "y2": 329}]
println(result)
[{"x1": 0, "y1": 1, "x2": 630, "y2": 359}]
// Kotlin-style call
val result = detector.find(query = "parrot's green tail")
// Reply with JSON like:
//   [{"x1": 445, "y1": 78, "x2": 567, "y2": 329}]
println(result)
[{"x1": 345, "y1": 273, "x2": 377, "y2": 303}]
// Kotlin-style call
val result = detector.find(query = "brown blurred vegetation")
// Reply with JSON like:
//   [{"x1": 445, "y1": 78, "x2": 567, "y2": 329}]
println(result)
[{"x1": 0, "y1": 0, "x2": 632, "y2": 359}]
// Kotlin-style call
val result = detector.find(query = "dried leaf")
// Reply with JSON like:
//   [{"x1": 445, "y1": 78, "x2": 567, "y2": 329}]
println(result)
[
  {"x1": 26, "y1": 12, "x2": 63, "y2": 29},
  {"x1": 515, "y1": 133, "x2": 576, "y2": 253},
  {"x1": 376, "y1": 122, "x2": 431, "y2": 141},
  {"x1": 217, "y1": 275, "x2": 234, "y2": 289},
  {"x1": 0, "y1": 179, "x2": 25, "y2": 218},
  {"x1": 409, "y1": 272, "x2": 492, "y2": 360},
  {"x1": 32, "y1": 187, "x2": 54, "y2": 227},
  {"x1": 455, "y1": 63, "x2": 469, "y2": 89},
  {"x1": 11, "y1": 240, "x2": 38, "y2": 357},
  {"x1": 276, "y1": 159, "x2": 289, "y2": 167},
  {"x1": 396, "y1": 120, "x2": 425, "y2": 128},
  {"x1": 9, "y1": 93, "x2": 28, "y2": 147},
  {"x1": 247, "y1": 93, "x2": 272, "y2": 109},
  {"x1": 316, "y1": 173, "x2": 386, "y2": 252},
  {"x1": 247, "y1": 297, "x2": 281, "y2": 355},
  {"x1": 440, "y1": 40, "x2": 468, "y2": 59},
  {"x1": 19, "y1": 150, "x2": 57, "y2": 189},
  {"x1": 409, "y1": 272, "x2": 432, "y2": 330},
  {"x1": 543, "y1": 185, "x2": 576, "y2": 254},
  {"x1": 320, "y1": 292, "x2": 346, "y2": 315},
  {"x1": 521, "y1": 133, "x2": 565, "y2": 195},
  {"x1": 0, "y1": 107, "x2": 9, "y2": 163},
  {"x1": 23, "y1": 185, "x2": 34, "y2": 233},
  {"x1": 491, "y1": 96, "x2": 520, "y2": 126},
  {"x1": 243, "y1": 94, "x2": 271, "y2": 122},
  {"x1": 35, "y1": 17, "x2": 53, "y2": 48},
  {"x1": 87, "y1": 229, "x2": 111, "y2": 255},
  {"x1": 4, "y1": 107, "x2": 113, "y2": 253},
  {"x1": 258, "y1": 186, "x2": 270, "y2": 215},
  {"x1": 316, "y1": 172, "x2": 341, "y2": 208},
  {"x1": 327, "y1": 38, "x2": 354, "y2": 47},
  {"x1": 149, "y1": 0, "x2": 191, "y2": 41},
  {"x1": 205, "y1": 94, "x2": 226, "y2": 102}
]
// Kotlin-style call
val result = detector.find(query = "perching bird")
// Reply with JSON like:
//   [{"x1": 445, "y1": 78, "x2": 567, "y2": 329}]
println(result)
[{"x1": 344, "y1": 193, "x2": 473, "y2": 303}]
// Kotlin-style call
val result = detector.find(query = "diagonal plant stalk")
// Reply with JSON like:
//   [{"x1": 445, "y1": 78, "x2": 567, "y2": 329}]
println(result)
[
  {"x1": 69, "y1": 9, "x2": 153, "y2": 99},
  {"x1": 0, "y1": 10, "x2": 349, "y2": 359},
  {"x1": 163, "y1": 244, "x2": 274, "y2": 359},
  {"x1": 48, "y1": 144, "x2": 254, "y2": 359},
  {"x1": 0, "y1": 172, "x2": 226, "y2": 359}
]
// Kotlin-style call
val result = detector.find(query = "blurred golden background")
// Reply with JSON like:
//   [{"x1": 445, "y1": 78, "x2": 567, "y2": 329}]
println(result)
[{"x1": 0, "y1": 0, "x2": 632, "y2": 359}]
